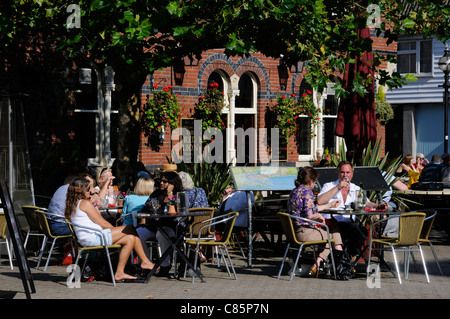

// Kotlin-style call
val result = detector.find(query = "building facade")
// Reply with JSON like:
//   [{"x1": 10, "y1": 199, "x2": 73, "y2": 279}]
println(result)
[
  {"x1": 386, "y1": 37, "x2": 450, "y2": 160},
  {"x1": 138, "y1": 49, "x2": 347, "y2": 169}
]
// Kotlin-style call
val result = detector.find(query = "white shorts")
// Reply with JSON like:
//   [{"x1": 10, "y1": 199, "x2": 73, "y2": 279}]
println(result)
[{"x1": 85, "y1": 229, "x2": 113, "y2": 246}]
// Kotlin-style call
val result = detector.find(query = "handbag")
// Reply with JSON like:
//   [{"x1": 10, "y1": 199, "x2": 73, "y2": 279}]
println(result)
[{"x1": 330, "y1": 249, "x2": 355, "y2": 280}]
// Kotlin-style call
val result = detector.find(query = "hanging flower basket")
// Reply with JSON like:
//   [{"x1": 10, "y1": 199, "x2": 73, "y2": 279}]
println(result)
[
  {"x1": 194, "y1": 82, "x2": 227, "y2": 135},
  {"x1": 271, "y1": 90, "x2": 320, "y2": 140},
  {"x1": 141, "y1": 85, "x2": 181, "y2": 151}
]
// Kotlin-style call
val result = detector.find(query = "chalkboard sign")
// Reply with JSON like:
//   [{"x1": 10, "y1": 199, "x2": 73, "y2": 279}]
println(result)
[{"x1": 0, "y1": 179, "x2": 35, "y2": 299}]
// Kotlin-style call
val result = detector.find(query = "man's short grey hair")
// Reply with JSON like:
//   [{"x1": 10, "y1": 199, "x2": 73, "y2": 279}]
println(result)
[{"x1": 179, "y1": 171, "x2": 194, "y2": 190}]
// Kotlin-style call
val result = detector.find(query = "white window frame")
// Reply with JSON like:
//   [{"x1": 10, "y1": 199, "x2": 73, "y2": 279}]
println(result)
[{"x1": 397, "y1": 38, "x2": 433, "y2": 77}]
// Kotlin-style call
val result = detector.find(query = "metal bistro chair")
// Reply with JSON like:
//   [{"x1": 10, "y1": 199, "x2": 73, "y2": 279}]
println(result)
[
  {"x1": 185, "y1": 212, "x2": 239, "y2": 282},
  {"x1": 368, "y1": 212, "x2": 428, "y2": 284},
  {"x1": 34, "y1": 209, "x2": 74, "y2": 271},
  {"x1": 21, "y1": 205, "x2": 47, "y2": 252},
  {"x1": 277, "y1": 212, "x2": 336, "y2": 281},
  {"x1": 185, "y1": 208, "x2": 217, "y2": 253},
  {"x1": 66, "y1": 220, "x2": 121, "y2": 286},
  {"x1": 0, "y1": 212, "x2": 14, "y2": 269},
  {"x1": 179, "y1": 207, "x2": 218, "y2": 276},
  {"x1": 407, "y1": 210, "x2": 443, "y2": 276}
]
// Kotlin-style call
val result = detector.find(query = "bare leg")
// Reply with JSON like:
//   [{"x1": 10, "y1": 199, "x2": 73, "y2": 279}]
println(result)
[{"x1": 110, "y1": 226, "x2": 155, "y2": 280}]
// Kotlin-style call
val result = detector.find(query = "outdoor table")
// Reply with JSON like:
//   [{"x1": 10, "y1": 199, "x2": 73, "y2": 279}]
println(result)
[
  {"x1": 324, "y1": 208, "x2": 400, "y2": 273},
  {"x1": 136, "y1": 210, "x2": 210, "y2": 283},
  {"x1": 99, "y1": 205, "x2": 123, "y2": 224}
]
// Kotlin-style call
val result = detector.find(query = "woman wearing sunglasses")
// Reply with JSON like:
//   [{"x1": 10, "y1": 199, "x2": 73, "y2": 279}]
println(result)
[{"x1": 137, "y1": 171, "x2": 183, "y2": 277}]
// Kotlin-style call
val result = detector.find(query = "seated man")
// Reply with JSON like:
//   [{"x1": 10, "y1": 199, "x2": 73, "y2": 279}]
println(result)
[
  {"x1": 47, "y1": 173, "x2": 101, "y2": 236},
  {"x1": 418, "y1": 154, "x2": 447, "y2": 183},
  {"x1": 219, "y1": 189, "x2": 255, "y2": 228},
  {"x1": 317, "y1": 161, "x2": 387, "y2": 258}
]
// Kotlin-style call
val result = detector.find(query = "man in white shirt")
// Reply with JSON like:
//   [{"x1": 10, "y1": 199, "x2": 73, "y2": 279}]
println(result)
[
  {"x1": 317, "y1": 161, "x2": 387, "y2": 258},
  {"x1": 317, "y1": 161, "x2": 387, "y2": 218}
]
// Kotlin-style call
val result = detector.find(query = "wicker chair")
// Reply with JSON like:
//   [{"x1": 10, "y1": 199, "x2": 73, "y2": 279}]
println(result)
[
  {"x1": 368, "y1": 212, "x2": 428, "y2": 284},
  {"x1": 277, "y1": 212, "x2": 336, "y2": 281}
]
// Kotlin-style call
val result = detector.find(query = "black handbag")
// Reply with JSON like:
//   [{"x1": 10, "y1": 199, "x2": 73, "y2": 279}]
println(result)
[{"x1": 331, "y1": 249, "x2": 355, "y2": 280}]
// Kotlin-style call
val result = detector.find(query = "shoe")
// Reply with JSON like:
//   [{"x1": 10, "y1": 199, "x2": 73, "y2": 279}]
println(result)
[
  {"x1": 308, "y1": 263, "x2": 320, "y2": 278},
  {"x1": 198, "y1": 251, "x2": 207, "y2": 263}
]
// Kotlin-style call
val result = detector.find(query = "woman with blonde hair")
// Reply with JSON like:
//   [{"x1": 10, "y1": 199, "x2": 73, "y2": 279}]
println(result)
[
  {"x1": 65, "y1": 177, "x2": 155, "y2": 282},
  {"x1": 120, "y1": 177, "x2": 155, "y2": 226}
]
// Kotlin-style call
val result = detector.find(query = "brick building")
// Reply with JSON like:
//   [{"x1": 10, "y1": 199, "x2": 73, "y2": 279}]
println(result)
[{"x1": 139, "y1": 34, "x2": 397, "y2": 170}]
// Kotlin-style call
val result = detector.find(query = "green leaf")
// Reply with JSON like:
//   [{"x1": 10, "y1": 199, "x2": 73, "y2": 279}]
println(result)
[
  {"x1": 402, "y1": 18, "x2": 415, "y2": 29},
  {"x1": 404, "y1": 73, "x2": 418, "y2": 82}
]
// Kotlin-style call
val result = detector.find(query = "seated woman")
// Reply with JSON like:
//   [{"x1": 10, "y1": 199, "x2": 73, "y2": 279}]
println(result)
[
  {"x1": 65, "y1": 177, "x2": 155, "y2": 282},
  {"x1": 287, "y1": 166, "x2": 343, "y2": 278},
  {"x1": 178, "y1": 171, "x2": 209, "y2": 208},
  {"x1": 120, "y1": 177, "x2": 155, "y2": 226},
  {"x1": 395, "y1": 155, "x2": 420, "y2": 188},
  {"x1": 137, "y1": 171, "x2": 183, "y2": 277}
]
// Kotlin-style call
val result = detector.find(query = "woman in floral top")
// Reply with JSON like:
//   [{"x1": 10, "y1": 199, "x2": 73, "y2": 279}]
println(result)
[{"x1": 287, "y1": 166, "x2": 343, "y2": 278}]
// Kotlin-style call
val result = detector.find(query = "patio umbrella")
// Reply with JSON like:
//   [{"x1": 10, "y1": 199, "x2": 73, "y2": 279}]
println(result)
[{"x1": 335, "y1": 27, "x2": 377, "y2": 164}]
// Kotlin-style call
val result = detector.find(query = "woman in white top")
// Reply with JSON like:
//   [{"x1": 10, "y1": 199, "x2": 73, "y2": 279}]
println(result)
[{"x1": 65, "y1": 177, "x2": 155, "y2": 282}]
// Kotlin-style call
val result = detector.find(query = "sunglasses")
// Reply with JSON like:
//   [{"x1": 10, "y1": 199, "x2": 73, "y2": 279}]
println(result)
[
  {"x1": 100, "y1": 167, "x2": 110, "y2": 176},
  {"x1": 160, "y1": 179, "x2": 169, "y2": 184}
]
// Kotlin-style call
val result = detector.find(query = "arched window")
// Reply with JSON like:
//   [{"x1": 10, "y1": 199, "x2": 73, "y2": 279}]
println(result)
[
  {"x1": 207, "y1": 70, "x2": 229, "y2": 107},
  {"x1": 297, "y1": 80, "x2": 314, "y2": 155}
]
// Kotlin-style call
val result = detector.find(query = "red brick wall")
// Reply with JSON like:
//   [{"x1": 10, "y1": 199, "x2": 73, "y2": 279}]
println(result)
[
  {"x1": 139, "y1": 30, "x2": 396, "y2": 166},
  {"x1": 139, "y1": 49, "x2": 304, "y2": 166}
]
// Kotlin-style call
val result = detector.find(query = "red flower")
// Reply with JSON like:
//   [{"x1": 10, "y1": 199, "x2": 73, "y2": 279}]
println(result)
[
  {"x1": 287, "y1": 119, "x2": 290, "y2": 123},
  {"x1": 153, "y1": 84, "x2": 158, "y2": 89},
  {"x1": 291, "y1": 93, "x2": 295, "y2": 97},
  {"x1": 307, "y1": 90, "x2": 312, "y2": 94},
  {"x1": 281, "y1": 95, "x2": 286, "y2": 99},
  {"x1": 302, "y1": 93, "x2": 307, "y2": 97}
]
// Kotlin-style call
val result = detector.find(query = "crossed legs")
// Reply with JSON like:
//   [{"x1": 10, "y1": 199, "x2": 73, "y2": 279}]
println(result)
[{"x1": 110, "y1": 225, "x2": 155, "y2": 281}]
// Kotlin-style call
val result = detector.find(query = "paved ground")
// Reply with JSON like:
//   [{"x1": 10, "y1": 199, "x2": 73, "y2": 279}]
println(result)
[{"x1": 1, "y1": 225, "x2": 449, "y2": 315}]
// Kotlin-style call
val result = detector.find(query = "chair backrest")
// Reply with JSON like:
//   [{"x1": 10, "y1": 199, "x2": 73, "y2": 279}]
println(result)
[
  {"x1": 65, "y1": 220, "x2": 81, "y2": 248},
  {"x1": 34, "y1": 209, "x2": 57, "y2": 238},
  {"x1": 220, "y1": 212, "x2": 239, "y2": 243},
  {"x1": 397, "y1": 212, "x2": 426, "y2": 246},
  {"x1": 0, "y1": 212, "x2": 8, "y2": 239},
  {"x1": 277, "y1": 212, "x2": 300, "y2": 246},
  {"x1": 420, "y1": 210, "x2": 437, "y2": 241},
  {"x1": 187, "y1": 207, "x2": 215, "y2": 237},
  {"x1": 22, "y1": 206, "x2": 42, "y2": 232}
]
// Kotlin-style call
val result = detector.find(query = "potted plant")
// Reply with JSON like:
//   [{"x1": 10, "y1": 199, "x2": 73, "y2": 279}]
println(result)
[
  {"x1": 194, "y1": 82, "x2": 227, "y2": 140},
  {"x1": 141, "y1": 85, "x2": 182, "y2": 151},
  {"x1": 271, "y1": 91, "x2": 320, "y2": 140},
  {"x1": 375, "y1": 87, "x2": 394, "y2": 125}
]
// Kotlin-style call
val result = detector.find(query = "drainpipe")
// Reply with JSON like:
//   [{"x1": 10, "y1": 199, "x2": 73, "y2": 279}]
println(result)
[
  {"x1": 227, "y1": 74, "x2": 240, "y2": 165},
  {"x1": 89, "y1": 62, "x2": 104, "y2": 166},
  {"x1": 103, "y1": 66, "x2": 115, "y2": 166}
]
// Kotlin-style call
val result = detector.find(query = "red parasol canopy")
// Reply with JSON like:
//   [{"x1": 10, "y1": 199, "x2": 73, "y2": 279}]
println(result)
[{"x1": 335, "y1": 28, "x2": 377, "y2": 164}]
